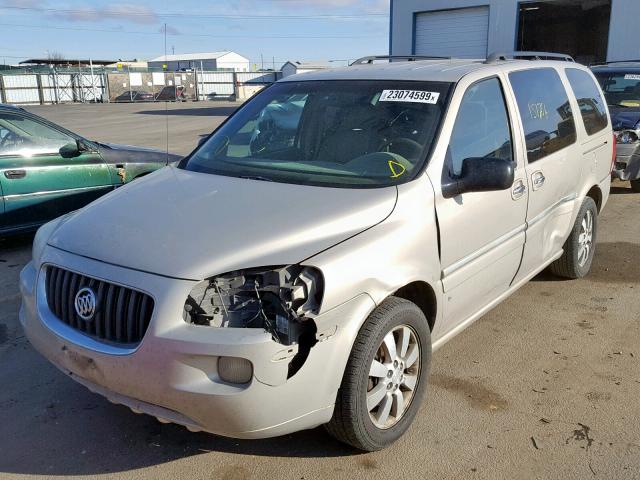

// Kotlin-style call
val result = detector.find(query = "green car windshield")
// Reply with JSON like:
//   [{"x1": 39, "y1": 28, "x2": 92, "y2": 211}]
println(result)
[
  {"x1": 594, "y1": 71, "x2": 640, "y2": 108},
  {"x1": 181, "y1": 80, "x2": 452, "y2": 188}
]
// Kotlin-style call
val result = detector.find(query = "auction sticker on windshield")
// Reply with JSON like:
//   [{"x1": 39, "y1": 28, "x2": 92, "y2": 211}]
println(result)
[
  {"x1": 624, "y1": 74, "x2": 640, "y2": 81},
  {"x1": 380, "y1": 90, "x2": 440, "y2": 104}
]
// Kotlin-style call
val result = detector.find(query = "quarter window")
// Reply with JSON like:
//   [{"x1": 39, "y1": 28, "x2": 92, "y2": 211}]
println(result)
[
  {"x1": 565, "y1": 68, "x2": 609, "y2": 136},
  {"x1": 0, "y1": 113, "x2": 75, "y2": 157},
  {"x1": 448, "y1": 77, "x2": 513, "y2": 177},
  {"x1": 509, "y1": 68, "x2": 577, "y2": 163}
]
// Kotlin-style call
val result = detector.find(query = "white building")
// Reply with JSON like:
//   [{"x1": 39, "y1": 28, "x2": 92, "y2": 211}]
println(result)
[
  {"x1": 281, "y1": 61, "x2": 330, "y2": 77},
  {"x1": 390, "y1": 0, "x2": 638, "y2": 65},
  {"x1": 148, "y1": 52, "x2": 250, "y2": 72}
]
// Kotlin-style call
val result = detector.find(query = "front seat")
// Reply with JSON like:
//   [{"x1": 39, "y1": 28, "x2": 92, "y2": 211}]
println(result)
[{"x1": 316, "y1": 104, "x2": 378, "y2": 163}]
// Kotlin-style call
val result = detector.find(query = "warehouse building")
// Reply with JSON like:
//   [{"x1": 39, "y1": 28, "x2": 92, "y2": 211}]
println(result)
[
  {"x1": 148, "y1": 52, "x2": 250, "y2": 72},
  {"x1": 389, "y1": 0, "x2": 639, "y2": 64}
]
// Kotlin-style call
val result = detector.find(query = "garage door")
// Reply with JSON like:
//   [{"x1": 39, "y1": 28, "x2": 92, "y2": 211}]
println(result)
[{"x1": 414, "y1": 7, "x2": 489, "y2": 59}]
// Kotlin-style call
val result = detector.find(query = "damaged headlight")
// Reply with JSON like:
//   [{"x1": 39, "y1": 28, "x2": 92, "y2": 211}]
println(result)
[
  {"x1": 614, "y1": 129, "x2": 640, "y2": 144},
  {"x1": 183, "y1": 266, "x2": 323, "y2": 346}
]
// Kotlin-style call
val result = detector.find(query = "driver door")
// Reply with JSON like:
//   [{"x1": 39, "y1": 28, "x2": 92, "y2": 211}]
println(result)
[{"x1": 0, "y1": 110, "x2": 112, "y2": 231}]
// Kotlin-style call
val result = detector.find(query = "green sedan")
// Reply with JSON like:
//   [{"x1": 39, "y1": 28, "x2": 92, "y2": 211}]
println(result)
[{"x1": 0, "y1": 105, "x2": 181, "y2": 236}]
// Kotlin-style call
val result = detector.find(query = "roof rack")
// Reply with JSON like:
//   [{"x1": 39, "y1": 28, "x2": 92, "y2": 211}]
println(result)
[
  {"x1": 591, "y1": 59, "x2": 640, "y2": 67},
  {"x1": 351, "y1": 55, "x2": 451, "y2": 65},
  {"x1": 485, "y1": 51, "x2": 575, "y2": 64}
]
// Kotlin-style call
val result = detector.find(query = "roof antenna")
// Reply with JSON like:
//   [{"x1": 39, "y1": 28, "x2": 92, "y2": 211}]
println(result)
[{"x1": 164, "y1": 22, "x2": 169, "y2": 166}]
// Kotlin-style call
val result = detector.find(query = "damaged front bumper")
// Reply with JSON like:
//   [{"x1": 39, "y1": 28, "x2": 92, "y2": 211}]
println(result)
[
  {"x1": 612, "y1": 143, "x2": 640, "y2": 181},
  {"x1": 19, "y1": 246, "x2": 375, "y2": 439}
]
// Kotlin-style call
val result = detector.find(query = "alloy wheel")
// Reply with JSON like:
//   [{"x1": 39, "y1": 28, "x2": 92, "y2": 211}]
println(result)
[
  {"x1": 577, "y1": 209, "x2": 594, "y2": 267},
  {"x1": 367, "y1": 325, "x2": 420, "y2": 429}
]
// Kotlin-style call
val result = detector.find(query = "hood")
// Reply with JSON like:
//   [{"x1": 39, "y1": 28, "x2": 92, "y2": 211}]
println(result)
[
  {"x1": 609, "y1": 106, "x2": 640, "y2": 130},
  {"x1": 96, "y1": 142, "x2": 182, "y2": 165},
  {"x1": 48, "y1": 167, "x2": 397, "y2": 280}
]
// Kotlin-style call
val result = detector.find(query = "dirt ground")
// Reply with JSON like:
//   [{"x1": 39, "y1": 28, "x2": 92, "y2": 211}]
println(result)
[{"x1": 1, "y1": 103, "x2": 639, "y2": 479}]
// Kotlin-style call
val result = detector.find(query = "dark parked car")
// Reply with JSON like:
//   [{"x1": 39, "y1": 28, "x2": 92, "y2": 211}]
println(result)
[
  {"x1": 114, "y1": 91, "x2": 155, "y2": 102},
  {"x1": 592, "y1": 61, "x2": 640, "y2": 192},
  {"x1": 155, "y1": 85, "x2": 189, "y2": 102},
  {"x1": 0, "y1": 104, "x2": 181, "y2": 236}
]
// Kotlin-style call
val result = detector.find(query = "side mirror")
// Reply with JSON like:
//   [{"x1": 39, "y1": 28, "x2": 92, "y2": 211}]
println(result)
[
  {"x1": 442, "y1": 157, "x2": 514, "y2": 198},
  {"x1": 59, "y1": 141, "x2": 81, "y2": 158},
  {"x1": 197, "y1": 136, "x2": 208, "y2": 147}
]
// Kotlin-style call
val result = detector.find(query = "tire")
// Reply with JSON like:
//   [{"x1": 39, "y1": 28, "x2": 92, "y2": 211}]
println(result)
[
  {"x1": 631, "y1": 179, "x2": 640, "y2": 193},
  {"x1": 549, "y1": 197, "x2": 598, "y2": 279},
  {"x1": 325, "y1": 297, "x2": 431, "y2": 451}
]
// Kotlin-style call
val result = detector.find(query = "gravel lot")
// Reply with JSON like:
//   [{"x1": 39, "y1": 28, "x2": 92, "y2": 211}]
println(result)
[
  {"x1": 25, "y1": 101, "x2": 240, "y2": 156},
  {"x1": 1, "y1": 103, "x2": 639, "y2": 480}
]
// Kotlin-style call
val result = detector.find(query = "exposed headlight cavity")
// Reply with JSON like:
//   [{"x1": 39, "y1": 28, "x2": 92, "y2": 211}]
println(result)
[
  {"x1": 183, "y1": 266, "x2": 323, "y2": 347},
  {"x1": 615, "y1": 129, "x2": 640, "y2": 144},
  {"x1": 184, "y1": 266, "x2": 322, "y2": 378}
]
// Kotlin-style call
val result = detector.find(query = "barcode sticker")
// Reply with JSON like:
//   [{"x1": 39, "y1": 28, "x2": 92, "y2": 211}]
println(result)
[
  {"x1": 379, "y1": 90, "x2": 440, "y2": 104},
  {"x1": 624, "y1": 74, "x2": 640, "y2": 80}
]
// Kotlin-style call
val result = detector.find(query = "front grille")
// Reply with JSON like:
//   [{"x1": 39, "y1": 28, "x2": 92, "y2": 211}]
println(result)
[{"x1": 45, "y1": 266, "x2": 154, "y2": 346}]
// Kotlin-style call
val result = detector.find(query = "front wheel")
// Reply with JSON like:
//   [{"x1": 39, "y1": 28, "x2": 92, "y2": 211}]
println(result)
[
  {"x1": 325, "y1": 297, "x2": 431, "y2": 451},
  {"x1": 549, "y1": 197, "x2": 598, "y2": 279}
]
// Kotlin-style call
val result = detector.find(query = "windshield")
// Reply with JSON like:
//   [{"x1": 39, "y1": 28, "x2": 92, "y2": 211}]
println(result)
[
  {"x1": 594, "y1": 71, "x2": 640, "y2": 108},
  {"x1": 181, "y1": 80, "x2": 452, "y2": 188}
]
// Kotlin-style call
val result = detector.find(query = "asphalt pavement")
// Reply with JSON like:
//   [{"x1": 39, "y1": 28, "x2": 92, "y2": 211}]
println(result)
[{"x1": 0, "y1": 102, "x2": 639, "y2": 479}]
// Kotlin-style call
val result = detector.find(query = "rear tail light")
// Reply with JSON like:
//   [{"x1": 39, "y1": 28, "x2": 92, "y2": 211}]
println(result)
[{"x1": 611, "y1": 133, "x2": 617, "y2": 173}]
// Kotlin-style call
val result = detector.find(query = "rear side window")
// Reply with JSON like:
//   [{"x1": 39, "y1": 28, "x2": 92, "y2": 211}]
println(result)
[
  {"x1": 509, "y1": 68, "x2": 576, "y2": 163},
  {"x1": 565, "y1": 69, "x2": 608, "y2": 136}
]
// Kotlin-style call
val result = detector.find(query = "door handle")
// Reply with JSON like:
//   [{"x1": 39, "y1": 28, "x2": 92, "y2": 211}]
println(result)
[
  {"x1": 511, "y1": 179, "x2": 527, "y2": 200},
  {"x1": 4, "y1": 169, "x2": 26, "y2": 179},
  {"x1": 532, "y1": 171, "x2": 546, "y2": 190}
]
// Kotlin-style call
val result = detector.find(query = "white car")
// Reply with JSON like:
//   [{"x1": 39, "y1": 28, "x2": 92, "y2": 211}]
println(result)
[{"x1": 20, "y1": 52, "x2": 613, "y2": 451}]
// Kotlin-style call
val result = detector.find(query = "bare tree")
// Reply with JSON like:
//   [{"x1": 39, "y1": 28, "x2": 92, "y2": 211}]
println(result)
[{"x1": 46, "y1": 50, "x2": 65, "y2": 62}]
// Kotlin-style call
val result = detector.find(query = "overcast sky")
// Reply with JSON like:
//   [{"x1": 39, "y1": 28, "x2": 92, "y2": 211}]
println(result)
[{"x1": 0, "y1": 0, "x2": 390, "y2": 67}]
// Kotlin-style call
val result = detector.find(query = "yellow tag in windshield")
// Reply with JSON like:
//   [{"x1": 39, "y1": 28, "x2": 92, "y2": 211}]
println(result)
[{"x1": 388, "y1": 160, "x2": 406, "y2": 179}]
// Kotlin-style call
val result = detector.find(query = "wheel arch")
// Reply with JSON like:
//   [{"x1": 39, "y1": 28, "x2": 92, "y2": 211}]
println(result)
[
  {"x1": 393, "y1": 281, "x2": 437, "y2": 332},
  {"x1": 586, "y1": 184, "x2": 603, "y2": 212}
]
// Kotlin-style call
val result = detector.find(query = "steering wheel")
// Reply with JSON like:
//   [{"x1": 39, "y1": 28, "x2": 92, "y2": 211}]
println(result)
[
  {"x1": 0, "y1": 131, "x2": 20, "y2": 149},
  {"x1": 379, "y1": 137, "x2": 423, "y2": 160}
]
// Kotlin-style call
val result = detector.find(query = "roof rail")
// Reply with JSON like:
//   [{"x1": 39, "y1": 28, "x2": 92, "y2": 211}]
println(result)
[
  {"x1": 485, "y1": 51, "x2": 575, "y2": 64},
  {"x1": 591, "y1": 59, "x2": 640, "y2": 66},
  {"x1": 351, "y1": 55, "x2": 451, "y2": 65}
]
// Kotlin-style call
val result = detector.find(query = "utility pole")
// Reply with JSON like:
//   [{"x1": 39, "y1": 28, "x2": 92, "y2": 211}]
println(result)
[
  {"x1": 163, "y1": 22, "x2": 169, "y2": 164},
  {"x1": 260, "y1": 53, "x2": 264, "y2": 71}
]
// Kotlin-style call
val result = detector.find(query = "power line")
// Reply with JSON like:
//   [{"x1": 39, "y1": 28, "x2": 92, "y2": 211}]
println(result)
[
  {"x1": 0, "y1": 5, "x2": 388, "y2": 19},
  {"x1": 0, "y1": 22, "x2": 382, "y2": 38}
]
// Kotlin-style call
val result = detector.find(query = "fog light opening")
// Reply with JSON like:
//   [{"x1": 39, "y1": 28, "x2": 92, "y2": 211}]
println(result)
[{"x1": 218, "y1": 357, "x2": 253, "y2": 384}]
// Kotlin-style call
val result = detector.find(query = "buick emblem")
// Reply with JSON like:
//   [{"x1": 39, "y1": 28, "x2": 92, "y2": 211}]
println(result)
[{"x1": 74, "y1": 287, "x2": 96, "y2": 321}]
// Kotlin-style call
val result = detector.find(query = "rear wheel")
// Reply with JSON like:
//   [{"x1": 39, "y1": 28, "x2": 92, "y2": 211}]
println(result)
[
  {"x1": 325, "y1": 297, "x2": 431, "y2": 451},
  {"x1": 549, "y1": 197, "x2": 598, "y2": 279},
  {"x1": 631, "y1": 179, "x2": 640, "y2": 193}
]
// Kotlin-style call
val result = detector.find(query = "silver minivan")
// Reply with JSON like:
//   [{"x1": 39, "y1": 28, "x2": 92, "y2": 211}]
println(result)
[{"x1": 20, "y1": 53, "x2": 613, "y2": 451}]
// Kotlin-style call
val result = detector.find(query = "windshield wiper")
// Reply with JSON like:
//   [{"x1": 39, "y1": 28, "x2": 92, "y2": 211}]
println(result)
[{"x1": 239, "y1": 175, "x2": 274, "y2": 182}]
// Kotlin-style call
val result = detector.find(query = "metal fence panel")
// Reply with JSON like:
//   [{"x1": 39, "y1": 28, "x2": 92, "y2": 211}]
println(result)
[
  {"x1": 5, "y1": 88, "x2": 40, "y2": 103},
  {"x1": 42, "y1": 88, "x2": 57, "y2": 103},
  {"x1": 3, "y1": 74, "x2": 38, "y2": 88},
  {"x1": 76, "y1": 73, "x2": 106, "y2": 102},
  {"x1": 198, "y1": 71, "x2": 235, "y2": 99},
  {"x1": 236, "y1": 72, "x2": 278, "y2": 84},
  {"x1": 55, "y1": 74, "x2": 75, "y2": 102},
  {"x1": 200, "y1": 72, "x2": 235, "y2": 83},
  {"x1": 0, "y1": 70, "x2": 280, "y2": 104}
]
